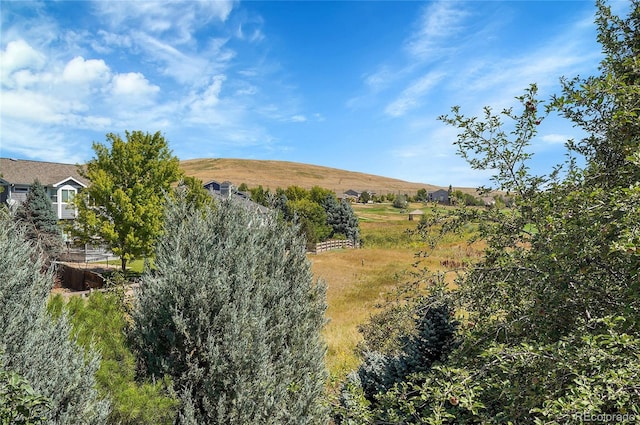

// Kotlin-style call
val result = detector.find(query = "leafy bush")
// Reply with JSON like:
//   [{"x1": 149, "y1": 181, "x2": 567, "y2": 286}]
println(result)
[
  {"x1": 334, "y1": 298, "x2": 459, "y2": 422},
  {"x1": 335, "y1": 2, "x2": 640, "y2": 422},
  {"x1": 392, "y1": 194, "x2": 408, "y2": 209},
  {"x1": 0, "y1": 357, "x2": 51, "y2": 425}
]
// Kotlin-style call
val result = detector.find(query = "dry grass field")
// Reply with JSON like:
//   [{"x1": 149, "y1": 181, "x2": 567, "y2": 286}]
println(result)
[
  {"x1": 311, "y1": 246, "x2": 416, "y2": 377},
  {"x1": 181, "y1": 158, "x2": 448, "y2": 196},
  {"x1": 312, "y1": 202, "x2": 484, "y2": 380}
]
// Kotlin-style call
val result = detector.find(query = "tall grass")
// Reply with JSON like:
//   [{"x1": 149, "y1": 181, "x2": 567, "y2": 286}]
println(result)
[{"x1": 313, "y1": 202, "x2": 484, "y2": 380}]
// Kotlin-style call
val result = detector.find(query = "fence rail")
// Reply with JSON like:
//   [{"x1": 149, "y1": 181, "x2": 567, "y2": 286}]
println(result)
[
  {"x1": 59, "y1": 243, "x2": 116, "y2": 263},
  {"x1": 312, "y1": 239, "x2": 359, "y2": 254}
]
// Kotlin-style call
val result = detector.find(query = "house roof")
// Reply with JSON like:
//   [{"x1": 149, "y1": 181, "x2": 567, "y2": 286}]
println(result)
[{"x1": 0, "y1": 158, "x2": 88, "y2": 187}]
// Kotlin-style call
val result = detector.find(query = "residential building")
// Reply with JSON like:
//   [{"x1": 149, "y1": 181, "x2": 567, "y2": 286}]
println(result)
[
  {"x1": 203, "y1": 179, "x2": 270, "y2": 214},
  {"x1": 0, "y1": 158, "x2": 88, "y2": 219},
  {"x1": 428, "y1": 189, "x2": 450, "y2": 204}
]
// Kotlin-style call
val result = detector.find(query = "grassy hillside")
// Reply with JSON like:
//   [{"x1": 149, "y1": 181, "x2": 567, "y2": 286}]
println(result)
[{"x1": 181, "y1": 158, "x2": 451, "y2": 196}]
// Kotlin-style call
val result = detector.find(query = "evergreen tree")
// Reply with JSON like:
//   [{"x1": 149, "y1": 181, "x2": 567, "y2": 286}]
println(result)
[
  {"x1": 132, "y1": 194, "x2": 328, "y2": 424},
  {"x1": 15, "y1": 180, "x2": 63, "y2": 262},
  {"x1": 322, "y1": 194, "x2": 359, "y2": 243},
  {"x1": 0, "y1": 216, "x2": 110, "y2": 424}
]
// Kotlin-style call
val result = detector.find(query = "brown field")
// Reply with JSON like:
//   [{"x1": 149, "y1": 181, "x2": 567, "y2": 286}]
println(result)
[
  {"x1": 311, "y1": 247, "x2": 416, "y2": 377},
  {"x1": 312, "y1": 202, "x2": 484, "y2": 379},
  {"x1": 180, "y1": 157, "x2": 469, "y2": 196}
]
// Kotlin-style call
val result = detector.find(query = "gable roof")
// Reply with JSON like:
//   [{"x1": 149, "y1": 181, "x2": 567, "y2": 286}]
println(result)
[{"x1": 0, "y1": 158, "x2": 89, "y2": 187}]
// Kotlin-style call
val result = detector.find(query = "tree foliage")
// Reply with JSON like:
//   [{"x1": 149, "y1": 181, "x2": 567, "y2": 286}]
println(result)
[
  {"x1": 358, "y1": 191, "x2": 371, "y2": 204},
  {"x1": 288, "y1": 198, "x2": 333, "y2": 247},
  {"x1": 323, "y1": 195, "x2": 360, "y2": 243},
  {"x1": 0, "y1": 216, "x2": 110, "y2": 424},
  {"x1": 73, "y1": 130, "x2": 181, "y2": 271},
  {"x1": 0, "y1": 356, "x2": 50, "y2": 425},
  {"x1": 48, "y1": 290, "x2": 178, "y2": 425},
  {"x1": 15, "y1": 180, "x2": 63, "y2": 263},
  {"x1": 392, "y1": 194, "x2": 408, "y2": 209},
  {"x1": 176, "y1": 176, "x2": 212, "y2": 212},
  {"x1": 131, "y1": 194, "x2": 329, "y2": 424},
  {"x1": 334, "y1": 1, "x2": 640, "y2": 422},
  {"x1": 247, "y1": 184, "x2": 361, "y2": 247}
]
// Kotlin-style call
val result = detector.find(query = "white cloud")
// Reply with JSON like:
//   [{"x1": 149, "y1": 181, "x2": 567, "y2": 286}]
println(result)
[
  {"x1": 385, "y1": 72, "x2": 444, "y2": 117},
  {"x1": 94, "y1": 1, "x2": 236, "y2": 43},
  {"x1": 11, "y1": 69, "x2": 54, "y2": 88},
  {"x1": 540, "y1": 133, "x2": 570, "y2": 145},
  {"x1": 185, "y1": 75, "x2": 237, "y2": 125},
  {"x1": 236, "y1": 18, "x2": 265, "y2": 43},
  {"x1": 1, "y1": 90, "x2": 84, "y2": 123},
  {"x1": 235, "y1": 83, "x2": 258, "y2": 96},
  {"x1": 199, "y1": 75, "x2": 226, "y2": 107},
  {"x1": 405, "y1": 1, "x2": 469, "y2": 60},
  {"x1": 91, "y1": 30, "x2": 133, "y2": 54},
  {"x1": 62, "y1": 56, "x2": 111, "y2": 84},
  {"x1": 129, "y1": 31, "x2": 233, "y2": 86},
  {"x1": 0, "y1": 39, "x2": 46, "y2": 86},
  {"x1": 96, "y1": 0, "x2": 235, "y2": 34},
  {"x1": 0, "y1": 39, "x2": 45, "y2": 74},
  {"x1": 111, "y1": 72, "x2": 160, "y2": 97},
  {"x1": 0, "y1": 117, "x2": 88, "y2": 164},
  {"x1": 290, "y1": 115, "x2": 307, "y2": 122}
]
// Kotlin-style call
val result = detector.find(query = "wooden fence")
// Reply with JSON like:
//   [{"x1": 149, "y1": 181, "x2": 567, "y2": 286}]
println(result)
[{"x1": 312, "y1": 239, "x2": 359, "y2": 254}]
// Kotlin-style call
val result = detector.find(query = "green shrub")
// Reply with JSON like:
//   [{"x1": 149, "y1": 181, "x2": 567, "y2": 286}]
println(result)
[
  {"x1": 49, "y1": 291, "x2": 178, "y2": 425},
  {"x1": 0, "y1": 216, "x2": 109, "y2": 424},
  {"x1": 132, "y1": 195, "x2": 329, "y2": 424}
]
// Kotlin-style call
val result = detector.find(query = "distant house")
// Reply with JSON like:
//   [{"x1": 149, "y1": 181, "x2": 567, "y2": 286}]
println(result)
[
  {"x1": 203, "y1": 179, "x2": 269, "y2": 214},
  {"x1": 341, "y1": 189, "x2": 360, "y2": 201},
  {"x1": 408, "y1": 209, "x2": 424, "y2": 221},
  {"x1": 0, "y1": 158, "x2": 88, "y2": 219},
  {"x1": 428, "y1": 189, "x2": 450, "y2": 204}
]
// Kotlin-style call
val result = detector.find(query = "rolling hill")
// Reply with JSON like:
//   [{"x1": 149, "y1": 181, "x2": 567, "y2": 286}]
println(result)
[{"x1": 180, "y1": 158, "x2": 453, "y2": 196}]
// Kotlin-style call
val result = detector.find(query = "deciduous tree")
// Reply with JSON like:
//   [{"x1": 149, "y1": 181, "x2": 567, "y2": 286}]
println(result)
[
  {"x1": 334, "y1": 1, "x2": 640, "y2": 422},
  {"x1": 73, "y1": 131, "x2": 181, "y2": 271}
]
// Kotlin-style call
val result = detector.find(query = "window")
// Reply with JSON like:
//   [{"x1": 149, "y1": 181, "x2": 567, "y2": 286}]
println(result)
[{"x1": 61, "y1": 189, "x2": 75, "y2": 203}]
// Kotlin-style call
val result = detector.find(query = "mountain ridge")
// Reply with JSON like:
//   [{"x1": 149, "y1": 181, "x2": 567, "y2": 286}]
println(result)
[{"x1": 180, "y1": 158, "x2": 474, "y2": 196}]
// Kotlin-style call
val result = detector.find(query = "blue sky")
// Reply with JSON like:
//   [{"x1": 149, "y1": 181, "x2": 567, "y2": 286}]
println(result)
[{"x1": 0, "y1": 1, "x2": 625, "y2": 187}]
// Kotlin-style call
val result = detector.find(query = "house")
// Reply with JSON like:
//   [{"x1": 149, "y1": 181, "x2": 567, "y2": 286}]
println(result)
[
  {"x1": 341, "y1": 189, "x2": 360, "y2": 201},
  {"x1": 408, "y1": 209, "x2": 424, "y2": 221},
  {"x1": 428, "y1": 189, "x2": 450, "y2": 204},
  {"x1": 203, "y1": 179, "x2": 269, "y2": 214},
  {"x1": 0, "y1": 158, "x2": 88, "y2": 219}
]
